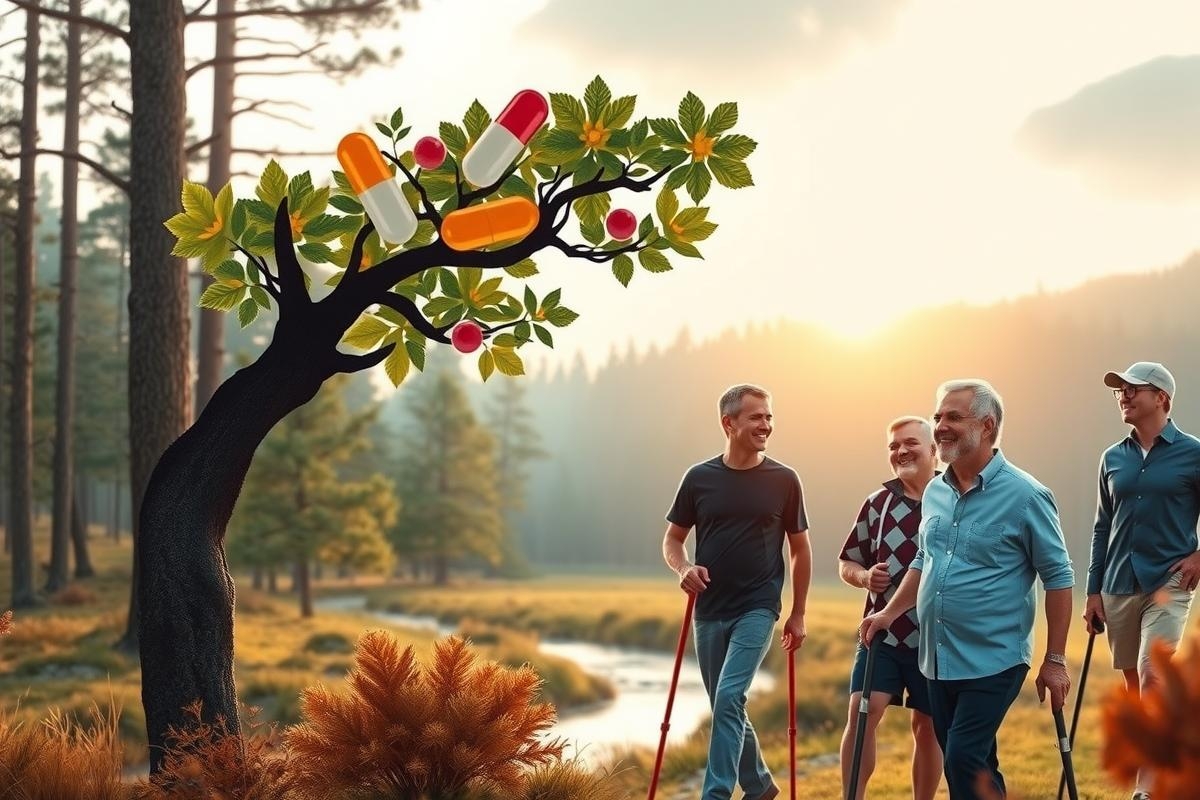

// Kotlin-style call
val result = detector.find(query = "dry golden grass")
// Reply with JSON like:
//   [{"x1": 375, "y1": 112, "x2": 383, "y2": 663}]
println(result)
[{"x1": 0, "y1": 700, "x2": 128, "y2": 800}]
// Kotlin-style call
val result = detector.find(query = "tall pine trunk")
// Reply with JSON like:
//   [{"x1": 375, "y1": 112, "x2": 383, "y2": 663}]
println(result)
[
  {"x1": 10, "y1": 2, "x2": 40, "y2": 610},
  {"x1": 72, "y1": 477, "x2": 94, "y2": 578},
  {"x1": 120, "y1": 0, "x2": 190, "y2": 654},
  {"x1": 48, "y1": 0, "x2": 84, "y2": 594}
]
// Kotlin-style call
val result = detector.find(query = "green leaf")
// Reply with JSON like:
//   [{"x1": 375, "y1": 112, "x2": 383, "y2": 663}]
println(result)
[
  {"x1": 256, "y1": 159, "x2": 288, "y2": 208},
  {"x1": 712, "y1": 133, "x2": 757, "y2": 160},
  {"x1": 629, "y1": 118, "x2": 650, "y2": 150},
  {"x1": 395, "y1": 126, "x2": 411, "y2": 142},
  {"x1": 533, "y1": 323, "x2": 554, "y2": 348},
  {"x1": 246, "y1": 261, "x2": 261, "y2": 284},
  {"x1": 612, "y1": 254, "x2": 634, "y2": 287},
  {"x1": 505, "y1": 259, "x2": 538, "y2": 279},
  {"x1": 638, "y1": 148, "x2": 689, "y2": 172},
  {"x1": 649, "y1": 118, "x2": 687, "y2": 147},
  {"x1": 213, "y1": 260, "x2": 244, "y2": 283},
  {"x1": 707, "y1": 156, "x2": 754, "y2": 190},
  {"x1": 463, "y1": 99, "x2": 492, "y2": 142},
  {"x1": 247, "y1": 230, "x2": 274, "y2": 256},
  {"x1": 573, "y1": 191, "x2": 610, "y2": 226},
  {"x1": 514, "y1": 320, "x2": 532, "y2": 340},
  {"x1": 595, "y1": 149, "x2": 624, "y2": 179},
  {"x1": 542, "y1": 288, "x2": 562, "y2": 309},
  {"x1": 342, "y1": 314, "x2": 392, "y2": 350},
  {"x1": 376, "y1": 305, "x2": 407, "y2": 326},
  {"x1": 669, "y1": 238, "x2": 703, "y2": 258},
  {"x1": 237, "y1": 298, "x2": 259, "y2": 328},
  {"x1": 580, "y1": 219, "x2": 604, "y2": 246},
  {"x1": 492, "y1": 333, "x2": 520, "y2": 348},
  {"x1": 231, "y1": 200, "x2": 247, "y2": 240},
  {"x1": 439, "y1": 122, "x2": 469, "y2": 159},
  {"x1": 419, "y1": 269, "x2": 438, "y2": 297},
  {"x1": 687, "y1": 221, "x2": 718, "y2": 242},
  {"x1": 549, "y1": 92, "x2": 586, "y2": 132},
  {"x1": 583, "y1": 75, "x2": 611, "y2": 122},
  {"x1": 606, "y1": 128, "x2": 631, "y2": 151},
  {"x1": 637, "y1": 214, "x2": 655, "y2": 240},
  {"x1": 538, "y1": 127, "x2": 587, "y2": 166},
  {"x1": 286, "y1": 171, "x2": 315, "y2": 216},
  {"x1": 603, "y1": 95, "x2": 636, "y2": 130},
  {"x1": 476, "y1": 306, "x2": 508, "y2": 323},
  {"x1": 705, "y1": 102, "x2": 738, "y2": 136},
  {"x1": 302, "y1": 213, "x2": 348, "y2": 242},
  {"x1": 198, "y1": 282, "x2": 244, "y2": 311},
  {"x1": 678, "y1": 92, "x2": 705, "y2": 139},
  {"x1": 422, "y1": 296, "x2": 460, "y2": 317},
  {"x1": 439, "y1": 268, "x2": 461, "y2": 299},
  {"x1": 491, "y1": 346, "x2": 524, "y2": 376},
  {"x1": 665, "y1": 163, "x2": 692, "y2": 191},
  {"x1": 674, "y1": 206, "x2": 709, "y2": 229},
  {"x1": 458, "y1": 267, "x2": 483, "y2": 297},
  {"x1": 473, "y1": 349, "x2": 496, "y2": 384},
  {"x1": 250, "y1": 286, "x2": 271, "y2": 309},
  {"x1": 639, "y1": 248, "x2": 673, "y2": 273},
  {"x1": 544, "y1": 306, "x2": 579, "y2": 327},
  {"x1": 500, "y1": 173, "x2": 535, "y2": 202},
  {"x1": 298, "y1": 242, "x2": 333, "y2": 264},
  {"x1": 243, "y1": 199, "x2": 275, "y2": 227},
  {"x1": 332, "y1": 170, "x2": 354, "y2": 194},
  {"x1": 405, "y1": 339, "x2": 426, "y2": 371},
  {"x1": 686, "y1": 162, "x2": 712, "y2": 203},
  {"x1": 523, "y1": 286, "x2": 537, "y2": 315},
  {"x1": 656, "y1": 188, "x2": 679, "y2": 228},
  {"x1": 375, "y1": 122, "x2": 392, "y2": 140},
  {"x1": 384, "y1": 342, "x2": 411, "y2": 386},
  {"x1": 390, "y1": 106, "x2": 405, "y2": 131},
  {"x1": 180, "y1": 180, "x2": 216, "y2": 219}
]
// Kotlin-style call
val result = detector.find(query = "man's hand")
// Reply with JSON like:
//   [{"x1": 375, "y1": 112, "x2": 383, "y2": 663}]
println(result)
[
  {"x1": 858, "y1": 611, "x2": 894, "y2": 645},
  {"x1": 1083, "y1": 594, "x2": 1106, "y2": 634},
  {"x1": 1036, "y1": 660, "x2": 1071, "y2": 711},
  {"x1": 781, "y1": 612, "x2": 806, "y2": 651},
  {"x1": 862, "y1": 563, "x2": 890, "y2": 593},
  {"x1": 677, "y1": 564, "x2": 710, "y2": 595},
  {"x1": 1169, "y1": 551, "x2": 1200, "y2": 592}
]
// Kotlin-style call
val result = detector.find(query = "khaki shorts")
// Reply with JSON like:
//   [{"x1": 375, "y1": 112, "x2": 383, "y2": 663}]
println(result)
[{"x1": 1102, "y1": 571, "x2": 1195, "y2": 673}]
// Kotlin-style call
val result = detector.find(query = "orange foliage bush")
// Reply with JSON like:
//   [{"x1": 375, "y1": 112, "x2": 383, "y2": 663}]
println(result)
[
  {"x1": 0, "y1": 701, "x2": 127, "y2": 800},
  {"x1": 286, "y1": 631, "x2": 566, "y2": 799},
  {"x1": 0, "y1": 610, "x2": 11, "y2": 636},
  {"x1": 51, "y1": 583, "x2": 98, "y2": 606},
  {"x1": 1102, "y1": 638, "x2": 1200, "y2": 799}
]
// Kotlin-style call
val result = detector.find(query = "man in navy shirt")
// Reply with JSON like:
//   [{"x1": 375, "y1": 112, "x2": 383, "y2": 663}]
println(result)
[
  {"x1": 1088, "y1": 361, "x2": 1200, "y2": 800},
  {"x1": 663, "y1": 383, "x2": 811, "y2": 800}
]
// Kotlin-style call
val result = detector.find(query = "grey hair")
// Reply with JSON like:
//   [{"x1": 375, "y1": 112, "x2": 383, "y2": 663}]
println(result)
[
  {"x1": 937, "y1": 379, "x2": 1004, "y2": 444},
  {"x1": 887, "y1": 415, "x2": 933, "y2": 441},
  {"x1": 719, "y1": 384, "x2": 771, "y2": 419}
]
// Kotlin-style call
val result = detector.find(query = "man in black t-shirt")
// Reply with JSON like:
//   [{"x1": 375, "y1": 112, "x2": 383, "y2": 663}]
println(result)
[{"x1": 662, "y1": 383, "x2": 812, "y2": 800}]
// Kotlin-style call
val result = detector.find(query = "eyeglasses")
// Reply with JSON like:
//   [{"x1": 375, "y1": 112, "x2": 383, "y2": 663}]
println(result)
[{"x1": 1112, "y1": 385, "x2": 1160, "y2": 400}]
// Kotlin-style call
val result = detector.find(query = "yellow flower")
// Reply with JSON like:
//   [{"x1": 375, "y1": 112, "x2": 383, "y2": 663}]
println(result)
[
  {"x1": 198, "y1": 217, "x2": 223, "y2": 240},
  {"x1": 579, "y1": 120, "x2": 611, "y2": 150},
  {"x1": 689, "y1": 131, "x2": 715, "y2": 162}
]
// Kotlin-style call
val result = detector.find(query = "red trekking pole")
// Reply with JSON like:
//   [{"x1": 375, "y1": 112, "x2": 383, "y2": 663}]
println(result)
[
  {"x1": 788, "y1": 646, "x2": 797, "y2": 800},
  {"x1": 646, "y1": 592, "x2": 696, "y2": 800}
]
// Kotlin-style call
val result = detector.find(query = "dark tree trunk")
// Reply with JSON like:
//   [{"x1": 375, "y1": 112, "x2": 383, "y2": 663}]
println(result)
[
  {"x1": 267, "y1": 568, "x2": 278, "y2": 594},
  {"x1": 251, "y1": 566, "x2": 262, "y2": 591},
  {"x1": 138, "y1": 332, "x2": 330, "y2": 772},
  {"x1": 120, "y1": 0, "x2": 190, "y2": 655},
  {"x1": 1, "y1": 224, "x2": 7, "y2": 555},
  {"x1": 196, "y1": 0, "x2": 236, "y2": 418},
  {"x1": 71, "y1": 478, "x2": 95, "y2": 578},
  {"x1": 10, "y1": 3, "x2": 40, "y2": 610},
  {"x1": 110, "y1": 480, "x2": 121, "y2": 541},
  {"x1": 296, "y1": 559, "x2": 313, "y2": 618},
  {"x1": 433, "y1": 553, "x2": 448, "y2": 586},
  {"x1": 48, "y1": 0, "x2": 84, "y2": 595}
]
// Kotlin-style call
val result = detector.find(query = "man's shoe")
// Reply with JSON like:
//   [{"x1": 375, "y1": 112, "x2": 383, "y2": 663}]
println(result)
[{"x1": 747, "y1": 785, "x2": 780, "y2": 800}]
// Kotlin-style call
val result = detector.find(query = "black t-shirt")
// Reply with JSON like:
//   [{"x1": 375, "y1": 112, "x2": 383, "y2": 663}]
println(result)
[{"x1": 666, "y1": 455, "x2": 808, "y2": 621}]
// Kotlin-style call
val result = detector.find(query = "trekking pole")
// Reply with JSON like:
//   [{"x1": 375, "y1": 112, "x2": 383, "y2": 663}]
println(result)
[
  {"x1": 1054, "y1": 705, "x2": 1079, "y2": 800},
  {"x1": 646, "y1": 592, "x2": 696, "y2": 800},
  {"x1": 1058, "y1": 616, "x2": 1104, "y2": 800},
  {"x1": 846, "y1": 631, "x2": 883, "y2": 800},
  {"x1": 788, "y1": 646, "x2": 797, "y2": 800}
]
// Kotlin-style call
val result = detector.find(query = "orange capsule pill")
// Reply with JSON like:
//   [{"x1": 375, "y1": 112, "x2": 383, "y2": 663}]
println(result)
[{"x1": 441, "y1": 196, "x2": 539, "y2": 252}]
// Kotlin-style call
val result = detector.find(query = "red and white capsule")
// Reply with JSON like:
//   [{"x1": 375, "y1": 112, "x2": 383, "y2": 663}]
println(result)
[{"x1": 462, "y1": 89, "x2": 548, "y2": 188}]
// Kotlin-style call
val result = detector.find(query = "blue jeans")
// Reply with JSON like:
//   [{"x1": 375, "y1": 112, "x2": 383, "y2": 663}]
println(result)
[
  {"x1": 693, "y1": 608, "x2": 776, "y2": 800},
  {"x1": 927, "y1": 664, "x2": 1028, "y2": 799}
]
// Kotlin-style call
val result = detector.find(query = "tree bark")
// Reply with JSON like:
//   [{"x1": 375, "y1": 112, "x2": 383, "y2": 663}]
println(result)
[
  {"x1": 47, "y1": 0, "x2": 84, "y2": 595},
  {"x1": 10, "y1": 2, "x2": 40, "y2": 610},
  {"x1": 120, "y1": 0, "x2": 190, "y2": 654},
  {"x1": 1, "y1": 224, "x2": 7, "y2": 555},
  {"x1": 196, "y1": 0, "x2": 236, "y2": 418},
  {"x1": 71, "y1": 477, "x2": 95, "y2": 578},
  {"x1": 296, "y1": 558, "x2": 313, "y2": 618}
]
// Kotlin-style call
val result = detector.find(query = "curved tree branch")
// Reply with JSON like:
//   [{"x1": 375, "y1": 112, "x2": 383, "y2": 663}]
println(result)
[
  {"x1": 342, "y1": 219, "x2": 374, "y2": 281},
  {"x1": 459, "y1": 155, "x2": 529, "y2": 207},
  {"x1": 333, "y1": 342, "x2": 395, "y2": 374},
  {"x1": 381, "y1": 151, "x2": 440, "y2": 226},
  {"x1": 551, "y1": 234, "x2": 648, "y2": 263},
  {"x1": 0, "y1": 145, "x2": 130, "y2": 192},
  {"x1": 374, "y1": 292, "x2": 452, "y2": 344},
  {"x1": 187, "y1": 0, "x2": 387, "y2": 23},
  {"x1": 273, "y1": 198, "x2": 310, "y2": 306},
  {"x1": 185, "y1": 44, "x2": 323, "y2": 79},
  {"x1": 4, "y1": 0, "x2": 129, "y2": 42}
]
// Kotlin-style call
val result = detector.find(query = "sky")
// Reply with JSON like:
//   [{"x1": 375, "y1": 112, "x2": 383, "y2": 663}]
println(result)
[{"x1": 21, "y1": 0, "x2": 1200, "y2": 378}]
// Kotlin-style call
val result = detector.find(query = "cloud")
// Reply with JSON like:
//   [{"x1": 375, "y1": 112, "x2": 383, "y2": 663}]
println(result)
[
  {"x1": 516, "y1": 0, "x2": 910, "y2": 82},
  {"x1": 1017, "y1": 55, "x2": 1200, "y2": 201}
]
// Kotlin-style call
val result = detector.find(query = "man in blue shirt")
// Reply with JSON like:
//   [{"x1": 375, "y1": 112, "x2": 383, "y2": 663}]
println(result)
[
  {"x1": 860, "y1": 378, "x2": 1074, "y2": 799},
  {"x1": 1087, "y1": 361, "x2": 1200, "y2": 800}
]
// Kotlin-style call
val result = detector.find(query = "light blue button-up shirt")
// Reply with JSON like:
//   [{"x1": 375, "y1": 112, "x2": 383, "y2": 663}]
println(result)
[{"x1": 911, "y1": 450, "x2": 1075, "y2": 680}]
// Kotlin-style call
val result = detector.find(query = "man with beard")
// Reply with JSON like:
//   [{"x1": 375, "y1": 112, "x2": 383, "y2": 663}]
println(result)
[
  {"x1": 663, "y1": 383, "x2": 811, "y2": 800},
  {"x1": 838, "y1": 416, "x2": 943, "y2": 800},
  {"x1": 1088, "y1": 362, "x2": 1200, "y2": 800},
  {"x1": 859, "y1": 379, "x2": 1074, "y2": 799}
]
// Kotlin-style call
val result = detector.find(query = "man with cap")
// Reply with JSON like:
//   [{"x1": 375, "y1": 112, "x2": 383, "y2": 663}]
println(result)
[{"x1": 1088, "y1": 361, "x2": 1200, "y2": 800}]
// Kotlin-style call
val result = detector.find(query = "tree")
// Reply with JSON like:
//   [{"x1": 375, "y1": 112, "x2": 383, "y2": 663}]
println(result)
[
  {"x1": 153, "y1": 75, "x2": 754, "y2": 769},
  {"x1": 391, "y1": 365, "x2": 504, "y2": 585},
  {"x1": 484, "y1": 377, "x2": 547, "y2": 574},
  {"x1": 9, "y1": 1, "x2": 40, "y2": 609},
  {"x1": 226, "y1": 374, "x2": 397, "y2": 616}
]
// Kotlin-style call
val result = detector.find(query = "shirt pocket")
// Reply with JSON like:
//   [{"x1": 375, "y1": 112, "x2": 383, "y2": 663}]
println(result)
[
  {"x1": 965, "y1": 521, "x2": 1006, "y2": 567},
  {"x1": 920, "y1": 514, "x2": 942, "y2": 553}
]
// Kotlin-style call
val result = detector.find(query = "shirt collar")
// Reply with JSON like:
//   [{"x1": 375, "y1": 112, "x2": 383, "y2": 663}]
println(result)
[
  {"x1": 883, "y1": 471, "x2": 941, "y2": 500},
  {"x1": 1125, "y1": 418, "x2": 1180, "y2": 447},
  {"x1": 940, "y1": 449, "x2": 1005, "y2": 492}
]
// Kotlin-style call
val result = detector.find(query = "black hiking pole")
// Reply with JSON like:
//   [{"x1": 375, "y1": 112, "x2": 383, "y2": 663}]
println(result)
[
  {"x1": 846, "y1": 631, "x2": 883, "y2": 800},
  {"x1": 1058, "y1": 616, "x2": 1104, "y2": 800},
  {"x1": 646, "y1": 592, "x2": 695, "y2": 800},
  {"x1": 1054, "y1": 704, "x2": 1079, "y2": 800}
]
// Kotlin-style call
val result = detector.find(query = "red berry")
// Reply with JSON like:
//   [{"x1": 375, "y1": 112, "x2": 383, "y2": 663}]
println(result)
[
  {"x1": 451, "y1": 321, "x2": 484, "y2": 354},
  {"x1": 606, "y1": 208, "x2": 637, "y2": 241},
  {"x1": 413, "y1": 136, "x2": 447, "y2": 170}
]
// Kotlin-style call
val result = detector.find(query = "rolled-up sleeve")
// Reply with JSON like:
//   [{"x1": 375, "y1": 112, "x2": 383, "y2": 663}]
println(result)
[{"x1": 1027, "y1": 486, "x2": 1074, "y2": 590}]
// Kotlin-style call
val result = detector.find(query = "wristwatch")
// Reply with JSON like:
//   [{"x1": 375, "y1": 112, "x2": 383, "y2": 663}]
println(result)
[{"x1": 1044, "y1": 652, "x2": 1067, "y2": 666}]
